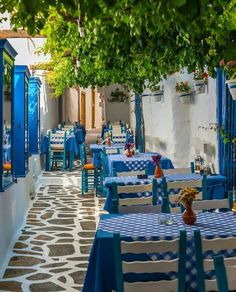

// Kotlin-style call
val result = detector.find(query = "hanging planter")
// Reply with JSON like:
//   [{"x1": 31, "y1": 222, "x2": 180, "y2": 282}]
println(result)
[
  {"x1": 152, "y1": 90, "x2": 163, "y2": 102},
  {"x1": 142, "y1": 93, "x2": 152, "y2": 98},
  {"x1": 193, "y1": 68, "x2": 208, "y2": 94},
  {"x1": 178, "y1": 92, "x2": 191, "y2": 103},
  {"x1": 175, "y1": 81, "x2": 192, "y2": 103},
  {"x1": 149, "y1": 85, "x2": 163, "y2": 102},
  {"x1": 226, "y1": 79, "x2": 236, "y2": 100},
  {"x1": 193, "y1": 80, "x2": 206, "y2": 94}
]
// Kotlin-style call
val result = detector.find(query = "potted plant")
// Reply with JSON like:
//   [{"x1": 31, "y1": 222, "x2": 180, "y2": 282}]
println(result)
[
  {"x1": 175, "y1": 187, "x2": 199, "y2": 225},
  {"x1": 175, "y1": 81, "x2": 192, "y2": 103},
  {"x1": 151, "y1": 85, "x2": 163, "y2": 102},
  {"x1": 193, "y1": 67, "x2": 208, "y2": 94},
  {"x1": 221, "y1": 60, "x2": 236, "y2": 100}
]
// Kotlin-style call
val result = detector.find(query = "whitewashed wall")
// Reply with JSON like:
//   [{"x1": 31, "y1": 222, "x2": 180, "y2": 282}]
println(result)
[
  {"x1": 131, "y1": 72, "x2": 218, "y2": 170},
  {"x1": 0, "y1": 34, "x2": 59, "y2": 270},
  {"x1": 104, "y1": 84, "x2": 130, "y2": 123}
]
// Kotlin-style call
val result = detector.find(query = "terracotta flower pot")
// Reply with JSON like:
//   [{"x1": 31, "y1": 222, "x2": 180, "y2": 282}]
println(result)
[
  {"x1": 125, "y1": 148, "x2": 132, "y2": 157},
  {"x1": 154, "y1": 163, "x2": 163, "y2": 178},
  {"x1": 107, "y1": 138, "x2": 111, "y2": 146},
  {"x1": 182, "y1": 201, "x2": 196, "y2": 225}
]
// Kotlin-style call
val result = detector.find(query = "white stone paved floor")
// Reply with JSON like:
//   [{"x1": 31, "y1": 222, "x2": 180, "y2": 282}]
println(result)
[{"x1": 0, "y1": 129, "x2": 106, "y2": 292}]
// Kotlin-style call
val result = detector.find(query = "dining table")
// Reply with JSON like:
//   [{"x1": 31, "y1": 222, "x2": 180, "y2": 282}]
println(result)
[
  {"x1": 83, "y1": 211, "x2": 236, "y2": 292},
  {"x1": 107, "y1": 153, "x2": 174, "y2": 176},
  {"x1": 40, "y1": 135, "x2": 78, "y2": 171},
  {"x1": 90, "y1": 143, "x2": 125, "y2": 167},
  {"x1": 103, "y1": 173, "x2": 227, "y2": 213}
]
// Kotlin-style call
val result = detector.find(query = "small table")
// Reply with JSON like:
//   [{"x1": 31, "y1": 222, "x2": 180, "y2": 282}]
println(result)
[
  {"x1": 107, "y1": 153, "x2": 174, "y2": 176},
  {"x1": 103, "y1": 173, "x2": 227, "y2": 213},
  {"x1": 41, "y1": 135, "x2": 78, "y2": 171},
  {"x1": 83, "y1": 212, "x2": 236, "y2": 292},
  {"x1": 90, "y1": 144, "x2": 125, "y2": 167}
]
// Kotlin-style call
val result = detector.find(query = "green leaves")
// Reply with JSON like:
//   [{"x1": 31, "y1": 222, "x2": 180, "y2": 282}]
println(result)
[{"x1": 2, "y1": 0, "x2": 235, "y2": 95}]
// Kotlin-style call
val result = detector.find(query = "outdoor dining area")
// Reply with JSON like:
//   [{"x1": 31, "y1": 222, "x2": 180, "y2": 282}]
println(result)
[
  {"x1": 40, "y1": 122, "x2": 86, "y2": 171},
  {"x1": 78, "y1": 121, "x2": 234, "y2": 292}
]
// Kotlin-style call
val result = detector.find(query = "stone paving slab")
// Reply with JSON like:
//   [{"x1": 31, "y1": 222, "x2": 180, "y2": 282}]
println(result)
[{"x1": 0, "y1": 166, "x2": 105, "y2": 292}]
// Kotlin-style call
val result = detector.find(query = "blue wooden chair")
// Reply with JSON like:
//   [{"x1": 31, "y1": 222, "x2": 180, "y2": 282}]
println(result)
[
  {"x1": 194, "y1": 229, "x2": 236, "y2": 292},
  {"x1": 79, "y1": 143, "x2": 98, "y2": 196},
  {"x1": 111, "y1": 179, "x2": 169, "y2": 213},
  {"x1": 214, "y1": 255, "x2": 230, "y2": 292},
  {"x1": 162, "y1": 174, "x2": 208, "y2": 213},
  {"x1": 48, "y1": 132, "x2": 67, "y2": 171},
  {"x1": 113, "y1": 229, "x2": 186, "y2": 292}
]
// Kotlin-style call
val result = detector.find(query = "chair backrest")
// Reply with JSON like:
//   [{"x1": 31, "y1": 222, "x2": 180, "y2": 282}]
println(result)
[
  {"x1": 104, "y1": 147, "x2": 120, "y2": 155},
  {"x1": 195, "y1": 229, "x2": 236, "y2": 292},
  {"x1": 213, "y1": 255, "x2": 236, "y2": 292},
  {"x1": 113, "y1": 230, "x2": 186, "y2": 292},
  {"x1": 49, "y1": 132, "x2": 66, "y2": 148},
  {"x1": 114, "y1": 170, "x2": 146, "y2": 177},
  {"x1": 79, "y1": 143, "x2": 87, "y2": 165},
  {"x1": 111, "y1": 179, "x2": 168, "y2": 213},
  {"x1": 162, "y1": 174, "x2": 207, "y2": 213},
  {"x1": 192, "y1": 192, "x2": 233, "y2": 212},
  {"x1": 112, "y1": 134, "x2": 127, "y2": 144},
  {"x1": 163, "y1": 167, "x2": 192, "y2": 175}
]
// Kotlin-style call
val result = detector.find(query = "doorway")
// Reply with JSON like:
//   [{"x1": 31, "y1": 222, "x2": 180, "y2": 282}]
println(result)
[
  {"x1": 91, "y1": 89, "x2": 95, "y2": 128},
  {"x1": 81, "y1": 92, "x2": 86, "y2": 127}
]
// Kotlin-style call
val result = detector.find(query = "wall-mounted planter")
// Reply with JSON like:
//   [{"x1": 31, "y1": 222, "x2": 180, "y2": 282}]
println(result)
[
  {"x1": 193, "y1": 80, "x2": 206, "y2": 94},
  {"x1": 226, "y1": 79, "x2": 236, "y2": 100},
  {"x1": 152, "y1": 90, "x2": 163, "y2": 102},
  {"x1": 177, "y1": 92, "x2": 191, "y2": 103},
  {"x1": 141, "y1": 93, "x2": 151, "y2": 98}
]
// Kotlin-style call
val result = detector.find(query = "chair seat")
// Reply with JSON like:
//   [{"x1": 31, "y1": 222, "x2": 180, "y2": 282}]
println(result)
[
  {"x1": 3, "y1": 163, "x2": 11, "y2": 171},
  {"x1": 83, "y1": 163, "x2": 95, "y2": 170}
]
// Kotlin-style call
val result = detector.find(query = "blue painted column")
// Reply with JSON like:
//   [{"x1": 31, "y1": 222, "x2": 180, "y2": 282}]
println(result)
[
  {"x1": 217, "y1": 67, "x2": 236, "y2": 191},
  {"x1": 134, "y1": 93, "x2": 145, "y2": 152},
  {"x1": 14, "y1": 66, "x2": 30, "y2": 177},
  {"x1": 28, "y1": 77, "x2": 41, "y2": 154},
  {"x1": 0, "y1": 40, "x2": 17, "y2": 191}
]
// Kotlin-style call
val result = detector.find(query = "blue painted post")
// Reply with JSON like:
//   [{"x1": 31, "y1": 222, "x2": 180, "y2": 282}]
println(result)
[
  {"x1": 134, "y1": 93, "x2": 144, "y2": 152},
  {"x1": 28, "y1": 77, "x2": 41, "y2": 154},
  {"x1": 14, "y1": 66, "x2": 30, "y2": 177},
  {"x1": 217, "y1": 67, "x2": 236, "y2": 191},
  {"x1": 216, "y1": 67, "x2": 224, "y2": 174}
]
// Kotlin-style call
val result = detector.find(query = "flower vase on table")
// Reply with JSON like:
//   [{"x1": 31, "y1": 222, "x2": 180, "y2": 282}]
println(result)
[
  {"x1": 152, "y1": 155, "x2": 163, "y2": 178},
  {"x1": 176, "y1": 188, "x2": 199, "y2": 225},
  {"x1": 182, "y1": 201, "x2": 196, "y2": 225},
  {"x1": 106, "y1": 137, "x2": 111, "y2": 147},
  {"x1": 124, "y1": 143, "x2": 134, "y2": 157}
]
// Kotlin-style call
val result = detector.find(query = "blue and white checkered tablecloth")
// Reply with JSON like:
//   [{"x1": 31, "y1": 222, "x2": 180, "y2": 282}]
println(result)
[
  {"x1": 83, "y1": 212, "x2": 236, "y2": 292},
  {"x1": 107, "y1": 153, "x2": 174, "y2": 176},
  {"x1": 90, "y1": 143, "x2": 125, "y2": 167},
  {"x1": 103, "y1": 173, "x2": 227, "y2": 212}
]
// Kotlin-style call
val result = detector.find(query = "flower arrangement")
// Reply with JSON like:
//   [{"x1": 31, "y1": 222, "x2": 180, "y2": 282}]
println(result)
[
  {"x1": 124, "y1": 142, "x2": 134, "y2": 150},
  {"x1": 152, "y1": 154, "x2": 162, "y2": 165},
  {"x1": 193, "y1": 67, "x2": 208, "y2": 84},
  {"x1": 220, "y1": 59, "x2": 236, "y2": 80},
  {"x1": 175, "y1": 188, "x2": 199, "y2": 207},
  {"x1": 150, "y1": 84, "x2": 161, "y2": 92},
  {"x1": 175, "y1": 81, "x2": 191, "y2": 93}
]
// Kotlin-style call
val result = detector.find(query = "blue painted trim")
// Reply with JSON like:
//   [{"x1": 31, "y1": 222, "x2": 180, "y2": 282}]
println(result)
[
  {"x1": 0, "y1": 39, "x2": 18, "y2": 59},
  {"x1": 14, "y1": 65, "x2": 30, "y2": 177},
  {"x1": 216, "y1": 67, "x2": 223, "y2": 174}
]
